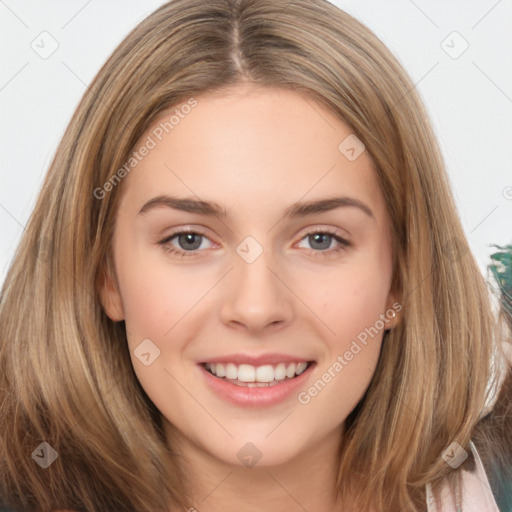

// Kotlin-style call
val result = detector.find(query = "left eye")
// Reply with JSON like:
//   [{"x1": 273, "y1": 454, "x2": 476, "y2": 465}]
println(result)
[
  {"x1": 158, "y1": 229, "x2": 350, "y2": 258},
  {"x1": 296, "y1": 231, "x2": 349, "y2": 252},
  {"x1": 158, "y1": 230, "x2": 213, "y2": 257}
]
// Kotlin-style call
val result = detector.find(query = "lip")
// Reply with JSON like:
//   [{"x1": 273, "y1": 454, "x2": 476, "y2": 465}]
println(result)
[
  {"x1": 198, "y1": 353, "x2": 312, "y2": 366},
  {"x1": 198, "y1": 360, "x2": 316, "y2": 408}
]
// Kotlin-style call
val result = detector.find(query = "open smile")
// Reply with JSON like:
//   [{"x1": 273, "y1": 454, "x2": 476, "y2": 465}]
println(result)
[{"x1": 198, "y1": 359, "x2": 317, "y2": 407}]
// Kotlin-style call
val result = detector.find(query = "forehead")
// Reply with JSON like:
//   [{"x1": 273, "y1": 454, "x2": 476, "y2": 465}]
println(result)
[{"x1": 117, "y1": 84, "x2": 386, "y2": 223}]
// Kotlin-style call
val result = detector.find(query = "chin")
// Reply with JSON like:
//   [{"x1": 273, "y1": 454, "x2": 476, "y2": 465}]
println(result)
[{"x1": 202, "y1": 432, "x2": 308, "y2": 469}]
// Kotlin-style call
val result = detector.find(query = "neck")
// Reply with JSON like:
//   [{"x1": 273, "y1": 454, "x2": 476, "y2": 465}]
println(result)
[{"x1": 165, "y1": 422, "x2": 346, "y2": 512}]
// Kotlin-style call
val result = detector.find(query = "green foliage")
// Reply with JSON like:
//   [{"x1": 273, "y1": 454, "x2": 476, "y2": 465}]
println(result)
[{"x1": 489, "y1": 244, "x2": 512, "y2": 320}]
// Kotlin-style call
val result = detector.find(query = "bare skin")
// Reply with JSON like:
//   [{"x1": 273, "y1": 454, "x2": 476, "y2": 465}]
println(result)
[{"x1": 99, "y1": 82, "x2": 399, "y2": 512}]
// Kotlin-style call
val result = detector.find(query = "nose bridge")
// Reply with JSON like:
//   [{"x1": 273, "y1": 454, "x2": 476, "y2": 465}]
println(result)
[
  {"x1": 235, "y1": 237, "x2": 275, "y2": 289},
  {"x1": 220, "y1": 234, "x2": 292, "y2": 330},
  {"x1": 234, "y1": 234, "x2": 279, "y2": 301}
]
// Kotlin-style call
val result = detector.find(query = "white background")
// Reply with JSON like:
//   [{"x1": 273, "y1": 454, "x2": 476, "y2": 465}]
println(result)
[{"x1": 1, "y1": 0, "x2": 511, "y2": 287}]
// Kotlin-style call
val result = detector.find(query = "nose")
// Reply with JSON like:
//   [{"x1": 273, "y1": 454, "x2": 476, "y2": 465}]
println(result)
[{"x1": 219, "y1": 244, "x2": 294, "y2": 334}]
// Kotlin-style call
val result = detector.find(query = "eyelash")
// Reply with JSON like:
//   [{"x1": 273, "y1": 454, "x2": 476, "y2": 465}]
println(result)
[{"x1": 157, "y1": 227, "x2": 351, "y2": 259}]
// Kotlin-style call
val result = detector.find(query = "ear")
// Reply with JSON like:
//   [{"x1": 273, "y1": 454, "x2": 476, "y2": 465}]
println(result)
[
  {"x1": 96, "y1": 259, "x2": 125, "y2": 322},
  {"x1": 384, "y1": 289, "x2": 402, "y2": 330}
]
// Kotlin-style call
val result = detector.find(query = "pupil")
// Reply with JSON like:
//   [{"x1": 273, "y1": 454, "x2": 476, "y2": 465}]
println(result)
[
  {"x1": 310, "y1": 233, "x2": 330, "y2": 250},
  {"x1": 179, "y1": 233, "x2": 201, "y2": 250}
]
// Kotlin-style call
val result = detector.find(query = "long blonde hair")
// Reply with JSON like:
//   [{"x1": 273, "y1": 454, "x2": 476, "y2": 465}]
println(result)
[{"x1": 0, "y1": 1, "x2": 509, "y2": 511}]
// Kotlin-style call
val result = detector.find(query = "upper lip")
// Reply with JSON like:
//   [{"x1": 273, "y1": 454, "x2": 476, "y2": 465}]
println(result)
[{"x1": 198, "y1": 353, "x2": 315, "y2": 366}]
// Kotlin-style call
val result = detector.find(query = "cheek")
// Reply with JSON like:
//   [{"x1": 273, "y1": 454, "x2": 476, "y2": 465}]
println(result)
[
  {"x1": 115, "y1": 242, "x2": 206, "y2": 342},
  {"x1": 301, "y1": 248, "x2": 392, "y2": 399},
  {"x1": 114, "y1": 249, "x2": 206, "y2": 411},
  {"x1": 313, "y1": 258, "x2": 391, "y2": 341}
]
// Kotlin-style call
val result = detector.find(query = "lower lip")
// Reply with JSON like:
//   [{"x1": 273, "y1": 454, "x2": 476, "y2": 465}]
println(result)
[{"x1": 198, "y1": 363, "x2": 316, "y2": 407}]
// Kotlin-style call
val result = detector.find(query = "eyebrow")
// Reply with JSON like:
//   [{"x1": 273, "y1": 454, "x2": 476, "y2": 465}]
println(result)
[{"x1": 138, "y1": 194, "x2": 374, "y2": 219}]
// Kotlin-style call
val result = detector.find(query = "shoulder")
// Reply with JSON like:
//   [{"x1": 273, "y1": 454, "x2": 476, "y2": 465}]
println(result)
[
  {"x1": 426, "y1": 441, "x2": 502, "y2": 512},
  {"x1": 472, "y1": 364, "x2": 512, "y2": 510}
]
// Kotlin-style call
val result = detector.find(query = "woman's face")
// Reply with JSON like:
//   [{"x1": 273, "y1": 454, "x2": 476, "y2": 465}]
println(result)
[{"x1": 100, "y1": 83, "x2": 398, "y2": 468}]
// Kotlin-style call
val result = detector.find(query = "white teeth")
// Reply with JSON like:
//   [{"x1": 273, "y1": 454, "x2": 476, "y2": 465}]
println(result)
[
  {"x1": 295, "y1": 362, "x2": 308, "y2": 375},
  {"x1": 215, "y1": 363, "x2": 226, "y2": 378},
  {"x1": 237, "y1": 364, "x2": 256, "y2": 382},
  {"x1": 286, "y1": 363, "x2": 296, "y2": 379},
  {"x1": 205, "y1": 361, "x2": 311, "y2": 383},
  {"x1": 255, "y1": 365, "x2": 275, "y2": 382},
  {"x1": 225, "y1": 363, "x2": 237, "y2": 380},
  {"x1": 274, "y1": 363, "x2": 287, "y2": 380}
]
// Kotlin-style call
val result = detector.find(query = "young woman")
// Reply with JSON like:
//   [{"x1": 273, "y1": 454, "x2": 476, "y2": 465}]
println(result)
[{"x1": 0, "y1": 1, "x2": 510, "y2": 511}]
